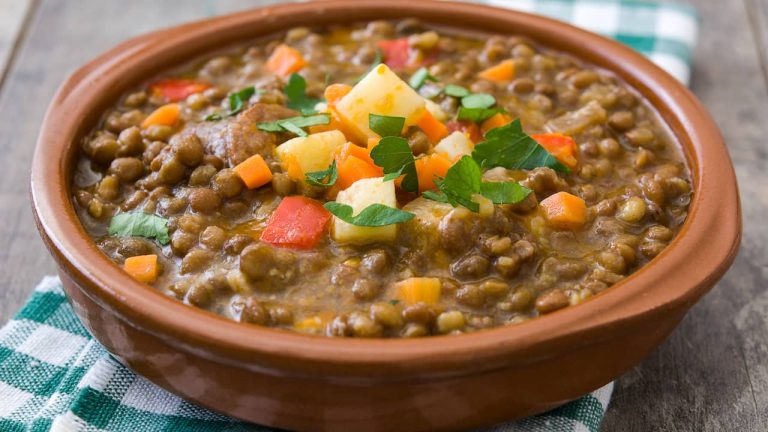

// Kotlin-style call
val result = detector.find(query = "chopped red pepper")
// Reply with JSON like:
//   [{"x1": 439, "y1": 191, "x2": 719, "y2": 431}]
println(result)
[
  {"x1": 377, "y1": 38, "x2": 412, "y2": 70},
  {"x1": 531, "y1": 133, "x2": 579, "y2": 169},
  {"x1": 446, "y1": 120, "x2": 484, "y2": 144},
  {"x1": 149, "y1": 79, "x2": 212, "y2": 103},
  {"x1": 260, "y1": 196, "x2": 331, "y2": 249}
]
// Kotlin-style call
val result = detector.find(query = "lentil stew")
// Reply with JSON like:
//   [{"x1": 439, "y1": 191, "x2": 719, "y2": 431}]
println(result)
[{"x1": 72, "y1": 19, "x2": 692, "y2": 338}]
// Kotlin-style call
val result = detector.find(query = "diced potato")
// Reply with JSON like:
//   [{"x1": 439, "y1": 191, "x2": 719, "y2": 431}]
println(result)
[
  {"x1": 331, "y1": 177, "x2": 398, "y2": 244},
  {"x1": 544, "y1": 100, "x2": 606, "y2": 135},
  {"x1": 275, "y1": 130, "x2": 345, "y2": 178},
  {"x1": 335, "y1": 64, "x2": 426, "y2": 143},
  {"x1": 434, "y1": 131, "x2": 474, "y2": 160},
  {"x1": 425, "y1": 99, "x2": 448, "y2": 122}
]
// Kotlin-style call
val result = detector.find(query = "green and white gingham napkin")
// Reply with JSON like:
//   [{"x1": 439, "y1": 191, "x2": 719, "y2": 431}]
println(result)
[{"x1": 1, "y1": 1, "x2": 698, "y2": 430}]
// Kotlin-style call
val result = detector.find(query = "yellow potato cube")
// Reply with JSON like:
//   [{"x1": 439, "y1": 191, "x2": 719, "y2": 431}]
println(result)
[
  {"x1": 434, "y1": 131, "x2": 474, "y2": 160},
  {"x1": 275, "y1": 130, "x2": 345, "y2": 178},
  {"x1": 331, "y1": 177, "x2": 398, "y2": 244}
]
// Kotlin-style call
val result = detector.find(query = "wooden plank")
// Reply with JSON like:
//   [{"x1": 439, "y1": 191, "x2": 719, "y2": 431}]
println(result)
[
  {"x1": 0, "y1": 0, "x2": 35, "y2": 87},
  {"x1": 745, "y1": 0, "x2": 768, "y2": 90},
  {"x1": 602, "y1": 0, "x2": 768, "y2": 430}
]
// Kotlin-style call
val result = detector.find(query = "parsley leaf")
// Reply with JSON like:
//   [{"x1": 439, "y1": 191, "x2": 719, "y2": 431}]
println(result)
[
  {"x1": 461, "y1": 93, "x2": 496, "y2": 109},
  {"x1": 305, "y1": 161, "x2": 338, "y2": 187},
  {"x1": 426, "y1": 156, "x2": 531, "y2": 212},
  {"x1": 323, "y1": 202, "x2": 414, "y2": 227},
  {"x1": 228, "y1": 86, "x2": 256, "y2": 116},
  {"x1": 369, "y1": 113, "x2": 405, "y2": 137},
  {"x1": 370, "y1": 136, "x2": 419, "y2": 192},
  {"x1": 108, "y1": 212, "x2": 170, "y2": 245},
  {"x1": 479, "y1": 182, "x2": 532, "y2": 204},
  {"x1": 355, "y1": 48, "x2": 382, "y2": 83},
  {"x1": 444, "y1": 84, "x2": 470, "y2": 98},
  {"x1": 204, "y1": 113, "x2": 222, "y2": 122},
  {"x1": 285, "y1": 73, "x2": 323, "y2": 115},
  {"x1": 472, "y1": 118, "x2": 569, "y2": 173},
  {"x1": 457, "y1": 107, "x2": 504, "y2": 123},
  {"x1": 409, "y1": 67, "x2": 438, "y2": 90},
  {"x1": 257, "y1": 114, "x2": 330, "y2": 135}
]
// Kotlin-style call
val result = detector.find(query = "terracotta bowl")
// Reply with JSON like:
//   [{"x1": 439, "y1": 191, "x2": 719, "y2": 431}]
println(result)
[{"x1": 30, "y1": 1, "x2": 741, "y2": 431}]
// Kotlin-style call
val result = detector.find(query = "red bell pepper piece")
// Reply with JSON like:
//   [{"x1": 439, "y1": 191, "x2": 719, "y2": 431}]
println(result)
[
  {"x1": 149, "y1": 79, "x2": 212, "y2": 102},
  {"x1": 446, "y1": 120, "x2": 483, "y2": 144},
  {"x1": 260, "y1": 196, "x2": 331, "y2": 249},
  {"x1": 377, "y1": 38, "x2": 412, "y2": 70}
]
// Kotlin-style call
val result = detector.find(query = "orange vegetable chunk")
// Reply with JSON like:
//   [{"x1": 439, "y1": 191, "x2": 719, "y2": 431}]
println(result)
[
  {"x1": 416, "y1": 110, "x2": 449, "y2": 144},
  {"x1": 478, "y1": 59, "x2": 515, "y2": 82},
  {"x1": 123, "y1": 254, "x2": 159, "y2": 283},
  {"x1": 480, "y1": 113, "x2": 512, "y2": 135},
  {"x1": 234, "y1": 154, "x2": 273, "y2": 189},
  {"x1": 141, "y1": 103, "x2": 180, "y2": 128},
  {"x1": 324, "y1": 83, "x2": 352, "y2": 107},
  {"x1": 531, "y1": 133, "x2": 579, "y2": 169},
  {"x1": 334, "y1": 143, "x2": 383, "y2": 190},
  {"x1": 414, "y1": 153, "x2": 452, "y2": 192},
  {"x1": 397, "y1": 277, "x2": 442, "y2": 305},
  {"x1": 539, "y1": 191, "x2": 587, "y2": 230},
  {"x1": 266, "y1": 44, "x2": 306, "y2": 77}
]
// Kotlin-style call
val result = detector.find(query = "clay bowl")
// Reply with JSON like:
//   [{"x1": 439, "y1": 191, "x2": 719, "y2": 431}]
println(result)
[{"x1": 30, "y1": 1, "x2": 740, "y2": 431}]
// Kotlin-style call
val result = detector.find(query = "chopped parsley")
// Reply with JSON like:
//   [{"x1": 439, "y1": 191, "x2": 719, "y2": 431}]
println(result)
[
  {"x1": 409, "y1": 67, "x2": 438, "y2": 90},
  {"x1": 461, "y1": 93, "x2": 496, "y2": 109},
  {"x1": 472, "y1": 119, "x2": 570, "y2": 173},
  {"x1": 369, "y1": 113, "x2": 405, "y2": 137},
  {"x1": 444, "y1": 84, "x2": 470, "y2": 98},
  {"x1": 370, "y1": 136, "x2": 419, "y2": 193},
  {"x1": 305, "y1": 161, "x2": 338, "y2": 187},
  {"x1": 285, "y1": 73, "x2": 323, "y2": 115},
  {"x1": 108, "y1": 212, "x2": 170, "y2": 245},
  {"x1": 227, "y1": 86, "x2": 257, "y2": 116},
  {"x1": 323, "y1": 202, "x2": 414, "y2": 227},
  {"x1": 257, "y1": 113, "x2": 330, "y2": 137}
]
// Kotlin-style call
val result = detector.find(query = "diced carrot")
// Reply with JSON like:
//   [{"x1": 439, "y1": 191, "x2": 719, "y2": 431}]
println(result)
[
  {"x1": 336, "y1": 154, "x2": 383, "y2": 191},
  {"x1": 282, "y1": 153, "x2": 305, "y2": 180},
  {"x1": 149, "y1": 79, "x2": 211, "y2": 102},
  {"x1": 141, "y1": 103, "x2": 180, "y2": 128},
  {"x1": 539, "y1": 191, "x2": 587, "y2": 230},
  {"x1": 324, "y1": 83, "x2": 352, "y2": 107},
  {"x1": 480, "y1": 113, "x2": 513, "y2": 135},
  {"x1": 414, "y1": 153, "x2": 452, "y2": 192},
  {"x1": 446, "y1": 120, "x2": 483, "y2": 143},
  {"x1": 416, "y1": 110, "x2": 449, "y2": 144},
  {"x1": 396, "y1": 277, "x2": 442, "y2": 305},
  {"x1": 334, "y1": 142, "x2": 383, "y2": 190},
  {"x1": 234, "y1": 154, "x2": 273, "y2": 189},
  {"x1": 307, "y1": 107, "x2": 356, "y2": 142},
  {"x1": 123, "y1": 254, "x2": 159, "y2": 283},
  {"x1": 266, "y1": 44, "x2": 306, "y2": 77},
  {"x1": 478, "y1": 59, "x2": 515, "y2": 82},
  {"x1": 367, "y1": 138, "x2": 380, "y2": 150},
  {"x1": 531, "y1": 133, "x2": 579, "y2": 169}
]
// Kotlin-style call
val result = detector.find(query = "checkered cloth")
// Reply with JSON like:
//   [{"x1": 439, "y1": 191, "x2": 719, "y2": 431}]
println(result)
[{"x1": 2, "y1": 1, "x2": 698, "y2": 430}]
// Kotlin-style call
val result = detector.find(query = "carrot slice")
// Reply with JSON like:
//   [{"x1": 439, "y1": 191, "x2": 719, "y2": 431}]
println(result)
[
  {"x1": 416, "y1": 110, "x2": 449, "y2": 144},
  {"x1": 324, "y1": 83, "x2": 352, "y2": 107},
  {"x1": 479, "y1": 59, "x2": 515, "y2": 82},
  {"x1": 396, "y1": 277, "x2": 442, "y2": 305},
  {"x1": 266, "y1": 44, "x2": 306, "y2": 77},
  {"x1": 234, "y1": 154, "x2": 273, "y2": 189},
  {"x1": 480, "y1": 113, "x2": 513, "y2": 135},
  {"x1": 414, "y1": 153, "x2": 452, "y2": 192},
  {"x1": 141, "y1": 103, "x2": 180, "y2": 128},
  {"x1": 531, "y1": 133, "x2": 579, "y2": 169},
  {"x1": 539, "y1": 191, "x2": 587, "y2": 230},
  {"x1": 123, "y1": 254, "x2": 159, "y2": 283}
]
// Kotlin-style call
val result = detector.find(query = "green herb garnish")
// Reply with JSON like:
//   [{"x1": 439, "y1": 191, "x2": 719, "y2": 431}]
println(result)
[
  {"x1": 323, "y1": 202, "x2": 414, "y2": 227},
  {"x1": 444, "y1": 84, "x2": 470, "y2": 98},
  {"x1": 461, "y1": 93, "x2": 496, "y2": 109},
  {"x1": 305, "y1": 160, "x2": 338, "y2": 187},
  {"x1": 409, "y1": 67, "x2": 438, "y2": 90},
  {"x1": 108, "y1": 212, "x2": 170, "y2": 245},
  {"x1": 370, "y1": 136, "x2": 419, "y2": 193},
  {"x1": 388, "y1": 299, "x2": 401, "y2": 305},
  {"x1": 228, "y1": 86, "x2": 256, "y2": 116},
  {"x1": 285, "y1": 73, "x2": 323, "y2": 115},
  {"x1": 204, "y1": 113, "x2": 222, "y2": 122},
  {"x1": 472, "y1": 119, "x2": 569, "y2": 173},
  {"x1": 369, "y1": 113, "x2": 405, "y2": 137},
  {"x1": 424, "y1": 156, "x2": 532, "y2": 212},
  {"x1": 257, "y1": 114, "x2": 330, "y2": 136},
  {"x1": 457, "y1": 107, "x2": 504, "y2": 123}
]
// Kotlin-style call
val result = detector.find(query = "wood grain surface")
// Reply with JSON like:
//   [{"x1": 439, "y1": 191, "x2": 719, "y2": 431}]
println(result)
[{"x1": 0, "y1": 1, "x2": 764, "y2": 430}]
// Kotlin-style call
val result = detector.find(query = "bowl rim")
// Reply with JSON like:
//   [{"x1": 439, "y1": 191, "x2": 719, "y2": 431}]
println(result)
[{"x1": 30, "y1": 0, "x2": 741, "y2": 378}]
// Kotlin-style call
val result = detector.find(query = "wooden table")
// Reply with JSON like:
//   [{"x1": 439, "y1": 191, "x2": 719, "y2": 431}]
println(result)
[{"x1": 0, "y1": 1, "x2": 764, "y2": 430}]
